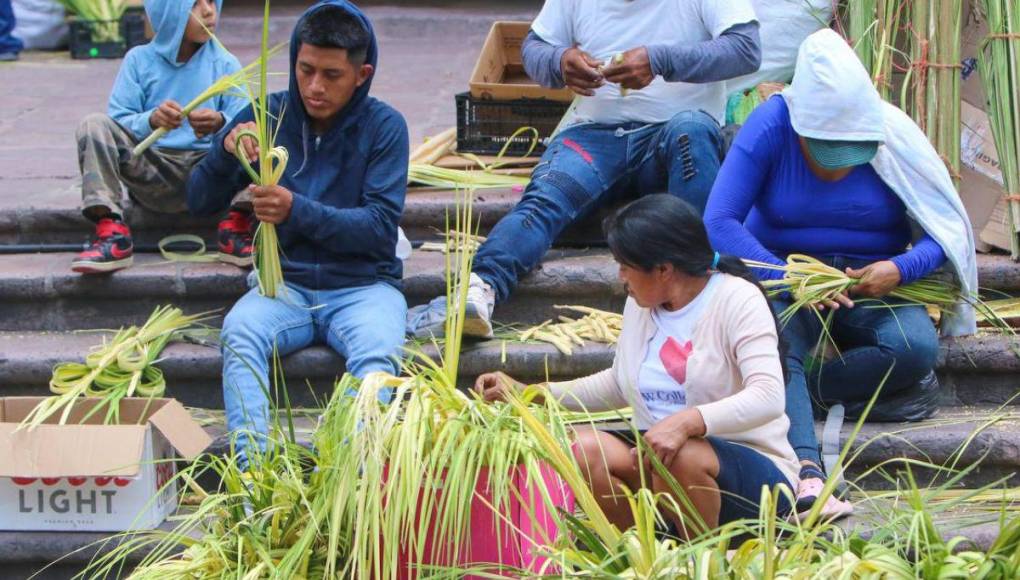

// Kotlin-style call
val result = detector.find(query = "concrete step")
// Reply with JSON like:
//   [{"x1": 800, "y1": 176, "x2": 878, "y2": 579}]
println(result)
[
  {"x1": 0, "y1": 248, "x2": 623, "y2": 332},
  {"x1": 0, "y1": 249, "x2": 1017, "y2": 333},
  {"x1": 0, "y1": 331, "x2": 1017, "y2": 408},
  {"x1": 0, "y1": 186, "x2": 608, "y2": 247},
  {"x1": 3, "y1": 405, "x2": 1016, "y2": 579},
  {"x1": 0, "y1": 333, "x2": 612, "y2": 407}
]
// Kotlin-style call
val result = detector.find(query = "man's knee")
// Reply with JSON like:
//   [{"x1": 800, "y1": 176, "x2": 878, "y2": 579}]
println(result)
[
  {"x1": 662, "y1": 110, "x2": 722, "y2": 144},
  {"x1": 522, "y1": 167, "x2": 600, "y2": 223},
  {"x1": 221, "y1": 305, "x2": 273, "y2": 357},
  {"x1": 335, "y1": 320, "x2": 405, "y2": 376},
  {"x1": 76, "y1": 113, "x2": 118, "y2": 144}
]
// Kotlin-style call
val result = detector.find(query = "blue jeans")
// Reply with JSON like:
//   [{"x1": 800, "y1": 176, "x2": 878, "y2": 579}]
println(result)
[
  {"x1": 474, "y1": 110, "x2": 724, "y2": 303},
  {"x1": 221, "y1": 280, "x2": 407, "y2": 464},
  {"x1": 777, "y1": 257, "x2": 940, "y2": 466},
  {"x1": 0, "y1": 0, "x2": 23, "y2": 54}
]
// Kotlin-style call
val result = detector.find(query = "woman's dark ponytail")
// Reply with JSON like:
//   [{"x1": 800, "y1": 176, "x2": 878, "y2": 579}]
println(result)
[{"x1": 604, "y1": 194, "x2": 788, "y2": 379}]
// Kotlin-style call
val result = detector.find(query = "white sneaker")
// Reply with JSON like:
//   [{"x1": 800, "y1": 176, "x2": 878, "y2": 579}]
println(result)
[
  {"x1": 462, "y1": 273, "x2": 495, "y2": 338},
  {"x1": 406, "y1": 273, "x2": 495, "y2": 339}
]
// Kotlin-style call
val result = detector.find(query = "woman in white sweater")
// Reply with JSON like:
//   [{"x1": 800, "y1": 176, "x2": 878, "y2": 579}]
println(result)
[{"x1": 476, "y1": 194, "x2": 799, "y2": 533}]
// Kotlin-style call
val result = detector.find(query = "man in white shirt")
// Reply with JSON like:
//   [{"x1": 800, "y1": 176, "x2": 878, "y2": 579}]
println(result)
[{"x1": 408, "y1": 0, "x2": 760, "y2": 339}]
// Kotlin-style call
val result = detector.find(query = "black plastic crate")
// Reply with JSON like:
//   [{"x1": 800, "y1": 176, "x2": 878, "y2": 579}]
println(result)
[
  {"x1": 455, "y1": 92, "x2": 571, "y2": 156},
  {"x1": 69, "y1": 9, "x2": 148, "y2": 60}
]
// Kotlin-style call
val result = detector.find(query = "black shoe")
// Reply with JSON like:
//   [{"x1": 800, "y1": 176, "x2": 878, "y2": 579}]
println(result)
[{"x1": 842, "y1": 371, "x2": 940, "y2": 423}]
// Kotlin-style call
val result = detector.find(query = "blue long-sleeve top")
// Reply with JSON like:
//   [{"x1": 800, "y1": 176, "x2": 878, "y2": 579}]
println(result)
[
  {"x1": 187, "y1": 1, "x2": 409, "y2": 291},
  {"x1": 108, "y1": 0, "x2": 245, "y2": 150},
  {"x1": 703, "y1": 96, "x2": 946, "y2": 284},
  {"x1": 521, "y1": 21, "x2": 761, "y2": 89}
]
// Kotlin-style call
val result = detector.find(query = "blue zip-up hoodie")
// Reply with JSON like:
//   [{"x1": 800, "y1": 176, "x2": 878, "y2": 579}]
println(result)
[
  {"x1": 187, "y1": 1, "x2": 410, "y2": 292},
  {"x1": 108, "y1": 0, "x2": 245, "y2": 150}
]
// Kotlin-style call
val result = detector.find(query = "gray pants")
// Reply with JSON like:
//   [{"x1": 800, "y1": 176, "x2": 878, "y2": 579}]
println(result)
[{"x1": 76, "y1": 113, "x2": 247, "y2": 219}]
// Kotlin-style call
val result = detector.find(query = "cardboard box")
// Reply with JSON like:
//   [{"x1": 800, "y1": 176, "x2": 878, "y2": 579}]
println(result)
[
  {"x1": 0, "y1": 398, "x2": 211, "y2": 532},
  {"x1": 469, "y1": 22, "x2": 573, "y2": 103},
  {"x1": 960, "y1": 101, "x2": 1018, "y2": 252}
]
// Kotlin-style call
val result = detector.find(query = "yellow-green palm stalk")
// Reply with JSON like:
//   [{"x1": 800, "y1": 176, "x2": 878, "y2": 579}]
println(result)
[
  {"x1": 78, "y1": 371, "x2": 1020, "y2": 578},
  {"x1": 95, "y1": 188, "x2": 579, "y2": 579},
  {"x1": 56, "y1": 0, "x2": 127, "y2": 43},
  {"x1": 408, "y1": 126, "x2": 537, "y2": 190},
  {"x1": 844, "y1": 0, "x2": 902, "y2": 100},
  {"x1": 907, "y1": 0, "x2": 963, "y2": 187},
  {"x1": 234, "y1": 0, "x2": 287, "y2": 298},
  {"x1": 407, "y1": 164, "x2": 530, "y2": 189},
  {"x1": 746, "y1": 254, "x2": 967, "y2": 325},
  {"x1": 979, "y1": 0, "x2": 1020, "y2": 258},
  {"x1": 981, "y1": 298, "x2": 1020, "y2": 322},
  {"x1": 55, "y1": 0, "x2": 126, "y2": 20},
  {"x1": 131, "y1": 46, "x2": 285, "y2": 157},
  {"x1": 20, "y1": 306, "x2": 212, "y2": 429}
]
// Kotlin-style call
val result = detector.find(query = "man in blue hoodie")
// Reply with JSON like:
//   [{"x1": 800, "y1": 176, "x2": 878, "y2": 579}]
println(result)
[
  {"x1": 188, "y1": 1, "x2": 409, "y2": 466},
  {"x1": 72, "y1": 0, "x2": 250, "y2": 274}
]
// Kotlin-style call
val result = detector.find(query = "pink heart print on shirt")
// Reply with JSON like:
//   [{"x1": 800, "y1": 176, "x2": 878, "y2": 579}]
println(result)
[{"x1": 659, "y1": 338, "x2": 694, "y2": 385}]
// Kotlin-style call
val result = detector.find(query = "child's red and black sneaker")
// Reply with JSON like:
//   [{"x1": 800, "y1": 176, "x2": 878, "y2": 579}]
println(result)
[
  {"x1": 71, "y1": 217, "x2": 134, "y2": 274},
  {"x1": 218, "y1": 209, "x2": 254, "y2": 267}
]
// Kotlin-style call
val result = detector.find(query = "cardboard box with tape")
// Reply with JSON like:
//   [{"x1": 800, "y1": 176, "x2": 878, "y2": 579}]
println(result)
[{"x1": 0, "y1": 398, "x2": 210, "y2": 532}]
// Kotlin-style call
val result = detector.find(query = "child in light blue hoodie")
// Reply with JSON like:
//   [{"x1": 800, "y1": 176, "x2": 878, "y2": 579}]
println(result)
[{"x1": 73, "y1": 0, "x2": 250, "y2": 275}]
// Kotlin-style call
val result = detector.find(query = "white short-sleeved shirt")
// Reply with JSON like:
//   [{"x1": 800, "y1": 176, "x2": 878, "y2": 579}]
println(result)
[
  {"x1": 532, "y1": 0, "x2": 757, "y2": 125},
  {"x1": 637, "y1": 273, "x2": 722, "y2": 422}
]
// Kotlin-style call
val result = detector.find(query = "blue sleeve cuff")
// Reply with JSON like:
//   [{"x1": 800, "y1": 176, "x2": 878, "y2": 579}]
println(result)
[
  {"x1": 889, "y1": 236, "x2": 948, "y2": 284},
  {"x1": 206, "y1": 133, "x2": 241, "y2": 174},
  {"x1": 286, "y1": 191, "x2": 313, "y2": 230}
]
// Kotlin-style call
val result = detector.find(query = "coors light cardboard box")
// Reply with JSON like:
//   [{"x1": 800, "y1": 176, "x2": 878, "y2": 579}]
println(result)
[{"x1": 0, "y1": 397, "x2": 211, "y2": 532}]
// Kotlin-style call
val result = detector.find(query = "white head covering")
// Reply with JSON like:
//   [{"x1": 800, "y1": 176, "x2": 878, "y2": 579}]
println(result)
[{"x1": 782, "y1": 29, "x2": 978, "y2": 336}]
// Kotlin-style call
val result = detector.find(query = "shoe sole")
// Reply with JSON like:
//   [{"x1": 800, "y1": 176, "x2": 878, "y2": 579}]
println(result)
[
  {"x1": 462, "y1": 317, "x2": 494, "y2": 339},
  {"x1": 218, "y1": 252, "x2": 254, "y2": 268},
  {"x1": 71, "y1": 256, "x2": 133, "y2": 274},
  {"x1": 409, "y1": 301, "x2": 493, "y2": 340},
  {"x1": 461, "y1": 304, "x2": 494, "y2": 338}
]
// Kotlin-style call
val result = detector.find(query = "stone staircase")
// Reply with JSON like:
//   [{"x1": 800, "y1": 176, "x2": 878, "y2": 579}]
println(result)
[{"x1": 2, "y1": 185, "x2": 1020, "y2": 577}]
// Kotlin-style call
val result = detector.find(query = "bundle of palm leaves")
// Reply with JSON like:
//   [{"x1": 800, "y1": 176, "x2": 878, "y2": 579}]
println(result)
[
  {"x1": 745, "y1": 254, "x2": 984, "y2": 327},
  {"x1": 57, "y1": 0, "x2": 128, "y2": 42},
  {"x1": 229, "y1": 1, "x2": 287, "y2": 298},
  {"x1": 979, "y1": 0, "x2": 1020, "y2": 258},
  {"x1": 21, "y1": 306, "x2": 212, "y2": 428}
]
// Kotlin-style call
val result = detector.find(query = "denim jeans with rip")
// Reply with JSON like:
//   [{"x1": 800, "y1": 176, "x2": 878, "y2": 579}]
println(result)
[{"x1": 473, "y1": 110, "x2": 724, "y2": 303}]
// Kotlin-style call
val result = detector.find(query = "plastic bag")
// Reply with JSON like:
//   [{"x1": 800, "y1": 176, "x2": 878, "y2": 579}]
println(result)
[
  {"x1": 726, "y1": 0, "x2": 833, "y2": 94},
  {"x1": 841, "y1": 371, "x2": 941, "y2": 423},
  {"x1": 12, "y1": 0, "x2": 67, "y2": 50}
]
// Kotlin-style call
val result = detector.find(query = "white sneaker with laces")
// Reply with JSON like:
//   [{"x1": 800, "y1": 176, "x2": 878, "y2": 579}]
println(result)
[
  {"x1": 406, "y1": 273, "x2": 495, "y2": 339},
  {"x1": 462, "y1": 273, "x2": 495, "y2": 338}
]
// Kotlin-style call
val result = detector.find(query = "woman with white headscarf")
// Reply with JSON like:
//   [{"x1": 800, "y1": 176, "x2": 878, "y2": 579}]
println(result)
[{"x1": 704, "y1": 29, "x2": 977, "y2": 518}]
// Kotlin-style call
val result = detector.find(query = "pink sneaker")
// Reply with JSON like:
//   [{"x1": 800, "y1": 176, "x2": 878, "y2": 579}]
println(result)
[{"x1": 794, "y1": 476, "x2": 853, "y2": 520}]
